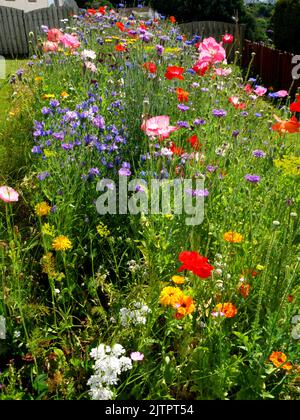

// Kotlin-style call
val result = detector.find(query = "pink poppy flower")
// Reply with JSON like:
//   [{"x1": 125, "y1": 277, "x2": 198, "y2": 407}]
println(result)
[
  {"x1": 59, "y1": 34, "x2": 80, "y2": 50},
  {"x1": 84, "y1": 61, "x2": 97, "y2": 72},
  {"x1": 43, "y1": 41, "x2": 58, "y2": 53},
  {"x1": 47, "y1": 28, "x2": 62, "y2": 43},
  {"x1": 274, "y1": 90, "x2": 289, "y2": 98},
  {"x1": 198, "y1": 37, "x2": 226, "y2": 65},
  {"x1": 215, "y1": 68, "x2": 232, "y2": 76},
  {"x1": 0, "y1": 186, "x2": 19, "y2": 203},
  {"x1": 141, "y1": 116, "x2": 178, "y2": 139},
  {"x1": 130, "y1": 352, "x2": 144, "y2": 361},
  {"x1": 253, "y1": 86, "x2": 267, "y2": 96}
]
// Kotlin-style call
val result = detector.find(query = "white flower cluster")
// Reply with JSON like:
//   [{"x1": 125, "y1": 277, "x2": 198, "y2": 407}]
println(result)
[
  {"x1": 87, "y1": 343, "x2": 132, "y2": 400},
  {"x1": 0, "y1": 316, "x2": 6, "y2": 340},
  {"x1": 119, "y1": 302, "x2": 151, "y2": 327}
]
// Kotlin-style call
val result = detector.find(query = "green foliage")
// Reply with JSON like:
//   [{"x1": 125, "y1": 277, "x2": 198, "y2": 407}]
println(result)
[{"x1": 271, "y1": 0, "x2": 300, "y2": 53}]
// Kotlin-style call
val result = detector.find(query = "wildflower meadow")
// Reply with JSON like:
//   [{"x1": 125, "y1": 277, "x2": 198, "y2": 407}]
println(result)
[{"x1": 0, "y1": 6, "x2": 299, "y2": 401}]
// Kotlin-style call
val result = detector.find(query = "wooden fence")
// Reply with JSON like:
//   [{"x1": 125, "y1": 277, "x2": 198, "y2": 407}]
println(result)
[
  {"x1": 242, "y1": 40, "x2": 300, "y2": 94},
  {"x1": 0, "y1": 5, "x2": 78, "y2": 57},
  {"x1": 179, "y1": 21, "x2": 246, "y2": 56}
]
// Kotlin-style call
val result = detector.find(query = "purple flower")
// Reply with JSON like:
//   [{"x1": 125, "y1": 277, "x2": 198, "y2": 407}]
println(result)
[
  {"x1": 37, "y1": 171, "x2": 50, "y2": 181},
  {"x1": 49, "y1": 99, "x2": 60, "y2": 107},
  {"x1": 92, "y1": 115, "x2": 105, "y2": 130},
  {"x1": 207, "y1": 165, "x2": 218, "y2": 173},
  {"x1": 177, "y1": 104, "x2": 190, "y2": 112},
  {"x1": 32, "y1": 146, "x2": 42, "y2": 154},
  {"x1": 245, "y1": 174, "x2": 261, "y2": 183},
  {"x1": 240, "y1": 111, "x2": 248, "y2": 117},
  {"x1": 232, "y1": 130, "x2": 240, "y2": 138},
  {"x1": 177, "y1": 121, "x2": 189, "y2": 128},
  {"x1": 41, "y1": 107, "x2": 51, "y2": 115},
  {"x1": 252, "y1": 150, "x2": 266, "y2": 158},
  {"x1": 194, "y1": 118, "x2": 206, "y2": 125},
  {"x1": 88, "y1": 168, "x2": 100, "y2": 177},
  {"x1": 155, "y1": 44, "x2": 164, "y2": 55},
  {"x1": 185, "y1": 188, "x2": 209, "y2": 197},
  {"x1": 212, "y1": 109, "x2": 227, "y2": 117},
  {"x1": 118, "y1": 162, "x2": 131, "y2": 177}
]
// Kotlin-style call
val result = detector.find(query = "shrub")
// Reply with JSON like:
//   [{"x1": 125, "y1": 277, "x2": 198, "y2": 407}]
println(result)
[{"x1": 271, "y1": 0, "x2": 300, "y2": 53}]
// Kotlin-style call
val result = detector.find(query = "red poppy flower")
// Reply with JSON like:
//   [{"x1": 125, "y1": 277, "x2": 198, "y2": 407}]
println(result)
[
  {"x1": 178, "y1": 251, "x2": 213, "y2": 279},
  {"x1": 170, "y1": 142, "x2": 184, "y2": 156},
  {"x1": 244, "y1": 84, "x2": 252, "y2": 93},
  {"x1": 170, "y1": 16, "x2": 176, "y2": 23},
  {"x1": 143, "y1": 62, "x2": 157, "y2": 74},
  {"x1": 222, "y1": 34, "x2": 234, "y2": 44},
  {"x1": 290, "y1": 94, "x2": 300, "y2": 113},
  {"x1": 176, "y1": 88, "x2": 189, "y2": 102},
  {"x1": 98, "y1": 6, "x2": 106, "y2": 15},
  {"x1": 187, "y1": 134, "x2": 201, "y2": 150},
  {"x1": 192, "y1": 62, "x2": 209, "y2": 76},
  {"x1": 115, "y1": 44, "x2": 126, "y2": 52},
  {"x1": 87, "y1": 8, "x2": 97, "y2": 15},
  {"x1": 165, "y1": 66, "x2": 184, "y2": 80},
  {"x1": 116, "y1": 22, "x2": 125, "y2": 32},
  {"x1": 140, "y1": 24, "x2": 147, "y2": 30}
]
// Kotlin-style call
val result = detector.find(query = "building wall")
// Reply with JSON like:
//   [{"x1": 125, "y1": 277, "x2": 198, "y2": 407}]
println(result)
[{"x1": 0, "y1": 0, "x2": 63, "y2": 12}]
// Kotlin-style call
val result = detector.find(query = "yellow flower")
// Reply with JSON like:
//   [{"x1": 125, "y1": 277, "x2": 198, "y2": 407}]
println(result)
[
  {"x1": 256, "y1": 264, "x2": 265, "y2": 271},
  {"x1": 60, "y1": 91, "x2": 69, "y2": 99},
  {"x1": 35, "y1": 202, "x2": 51, "y2": 217},
  {"x1": 159, "y1": 286, "x2": 184, "y2": 306},
  {"x1": 41, "y1": 252, "x2": 58, "y2": 278},
  {"x1": 52, "y1": 235, "x2": 72, "y2": 251},
  {"x1": 35, "y1": 76, "x2": 43, "y2": 82},
  {"x1": 164, "y1": 214, "x2": 174, "y2": 220},
  {"x1": 171, "y1": 275, "x2": 185, "y2": 285},
  {"x1": 42, "y1": 94, "x2": 55, "y2": 99},
  {"x1": 44, "y1": 149, "x2": 56, "y2": 158},
  {"x1": 96, "y1": 222, "x2": 110, "y2": 238},
  {"x1": 223, "y1": 231, "x2": 243, "y2": 243},
  {"x1": 42, "y1": 223, "x2": 55, "y2": 237},
  {"x1": 274, "y1": 156, "x2": 300, "y2": 177}
]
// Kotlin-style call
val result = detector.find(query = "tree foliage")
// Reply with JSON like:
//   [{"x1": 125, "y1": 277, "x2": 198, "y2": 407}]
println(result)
[{"x1": 271, "y1": 0, "x2": 300, "y2": 53}]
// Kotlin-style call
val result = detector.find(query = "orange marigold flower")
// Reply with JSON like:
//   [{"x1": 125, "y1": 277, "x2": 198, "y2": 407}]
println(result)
[
  {"x1": 214, "y1": 302, "x2": 237, "y2": 318},
  {"x1": 171, "y1": 275, "x2": 185, "y2": 285},
  {"x1": 269, "y1": 351, "x2": 293, "y2": 371},
  {"x1": 223, "y1": 231, "x2": 243, "y2": 243},
  {"x1": 176, "y1": 88, "x2": 189, "y2": 103},
  {"x1": 238, "y1": 282, "x2": 251, "y2": 298},
  {"x1": 174, "y1": 295, "x2": 195, "y2": 319},
  {"x1": 159, "y1": 286, "x2": 184, "y2": 306}
]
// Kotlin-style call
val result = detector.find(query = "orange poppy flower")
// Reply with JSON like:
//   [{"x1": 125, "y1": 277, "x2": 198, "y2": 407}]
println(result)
[
  {"x1": 214, "y1": 302, "x2": 237, "y2": 318},
  {"x1": 170, "y1": 16, "x2": 176, "y2": 23},
  {"x1": 170, "y1": 143, "x2": 185, "y2": 156},
  {"x1": 116, "y1": 22, "x2": 125, "y2": 32},
  {"x1": 173, "y1": 295, "x2": 195, "y2": 319},
  {"x1": 176, "y1": 88, "x2": 189, "y2": 102},
  {"x1": 269, "y1": 351, "x2": 293, "y2": 371},
  {"x1": 238, "y1": 282, "x2": 251, "y2": 298},
  {"x1": 272, "y1": 115, "x2": 300, "y2": 134}
]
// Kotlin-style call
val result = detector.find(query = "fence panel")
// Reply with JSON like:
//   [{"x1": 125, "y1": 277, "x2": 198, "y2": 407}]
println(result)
[
  {"x1": 242, "y1": 40, "x2": 300, "y2": 94},
  {"x1": 0, "y1": 5, "x2": 78, "y2": 57},
  {"x1": 0, "y1": 6, "x2": 27, "y2": 56}
]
